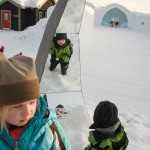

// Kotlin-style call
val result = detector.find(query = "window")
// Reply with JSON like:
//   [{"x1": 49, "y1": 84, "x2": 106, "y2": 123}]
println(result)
[
  {"x1": 39, "y1": 12, "x2": 42, "y2": 20},
  {"x1": 4, "y1": 13, "x2": 8, "y2": 20}
]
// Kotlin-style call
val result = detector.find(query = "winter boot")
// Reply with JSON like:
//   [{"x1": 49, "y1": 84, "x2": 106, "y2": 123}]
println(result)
[
  {"x1": 61, "y1": 63, "x2": 68, "y2": 75},
  {"x1": 49, "y1": 60, "x2": 59, "y2": 71},
  {"x1": 61, "y1": 69, "x2": 67, "y2": 75},
  {"x1": 49, "y1": 65, "x2": 55, "y2": 71}
]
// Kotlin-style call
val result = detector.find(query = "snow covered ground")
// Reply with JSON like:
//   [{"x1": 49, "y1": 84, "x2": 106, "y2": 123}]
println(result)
[
  {"x1": 80, "y1": 5, "x2": 150, "y2": 150},
  {"x1": 1, "y1": 0, "x2": 150, "y2": 149}
]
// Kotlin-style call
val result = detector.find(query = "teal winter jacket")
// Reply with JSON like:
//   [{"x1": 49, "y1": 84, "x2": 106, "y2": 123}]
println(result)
[{"x1": 0, "y1": 96, "x2": 71, "y2": 150}]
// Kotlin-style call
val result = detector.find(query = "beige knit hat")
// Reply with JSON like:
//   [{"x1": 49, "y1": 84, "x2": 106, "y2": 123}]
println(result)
[{"x1": 0, "y1": 53, "x2": 40, "y2": 105}]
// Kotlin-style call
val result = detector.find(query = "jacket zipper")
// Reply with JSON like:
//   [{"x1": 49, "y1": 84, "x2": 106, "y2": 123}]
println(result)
[{"x1": 14, "y1": 141, "x2": 18, "y2": 150}]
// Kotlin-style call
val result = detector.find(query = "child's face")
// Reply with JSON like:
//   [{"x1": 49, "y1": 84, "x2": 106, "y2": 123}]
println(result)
[
  {"x1": 57, "y1": 39, "x2": 66, "y2": 46},
  {"x1": 5, "y1": 99, "x2": 37, "y2": 126}
]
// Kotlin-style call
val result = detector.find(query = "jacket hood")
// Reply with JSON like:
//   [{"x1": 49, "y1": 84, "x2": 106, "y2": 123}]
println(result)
[
  {"x1": 53, "y1": 38, "x2": 71, "y2": 49},
  {"x1": 0, "y1": 96, "x2": 57, "y2": 149}
]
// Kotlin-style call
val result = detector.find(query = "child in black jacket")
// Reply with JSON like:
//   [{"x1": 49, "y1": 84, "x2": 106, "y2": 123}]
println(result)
[{"x1": 85, "y1": 101, "x2": 129, "y2": 150}]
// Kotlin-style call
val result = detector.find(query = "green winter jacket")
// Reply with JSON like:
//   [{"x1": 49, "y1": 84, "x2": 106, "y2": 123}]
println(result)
[
  {"x1": 0, "y1": 96, "x2": 71, "y2": 150},
  {"x1": 50, "y1": 39, "x2": 73, "y2": 63},
  {"x1": 85, "y1": 125, "x2": 129, "y2": 150}
]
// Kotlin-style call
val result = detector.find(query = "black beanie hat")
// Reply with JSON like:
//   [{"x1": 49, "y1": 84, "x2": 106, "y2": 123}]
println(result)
[
  {"x1": 55, "y1": 33, "x2": 67, "y2": 40},
  {"x1": 90, "y1": 101, "x2": 119, "y2": 129}
]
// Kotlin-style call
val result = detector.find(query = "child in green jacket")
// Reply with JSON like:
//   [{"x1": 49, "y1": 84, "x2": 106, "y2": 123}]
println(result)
[
  {"x1": 85, "y1": 101, "x2": 129, "y2": 150},
  {"x1": 49, "y1": 33, "x2": 73, "y2": 75}
]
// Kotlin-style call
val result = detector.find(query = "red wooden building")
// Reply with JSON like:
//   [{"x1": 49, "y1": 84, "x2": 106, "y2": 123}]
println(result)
[{"x1": 0, "y1": 0, "x2": 55, "y2": 31}]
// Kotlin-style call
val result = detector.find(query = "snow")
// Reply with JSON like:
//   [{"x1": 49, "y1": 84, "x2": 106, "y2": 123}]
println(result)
[
  {"x1": 0, "y1": 0, "x2": 48, "y2": 7},
  {"x1": 1, "y1": 0, "x2": 150, "y2": 149}
]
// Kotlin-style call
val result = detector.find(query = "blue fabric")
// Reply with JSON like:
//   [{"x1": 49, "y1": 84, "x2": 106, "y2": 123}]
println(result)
[{"x1": 0, "y1": 96, "x2": 71, "y2": 150}]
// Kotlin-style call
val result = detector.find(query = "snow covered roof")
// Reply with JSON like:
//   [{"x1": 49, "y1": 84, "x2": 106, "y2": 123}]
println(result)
[{"x1": 0, "y1": 0, "x2": 50, "y2": 8}]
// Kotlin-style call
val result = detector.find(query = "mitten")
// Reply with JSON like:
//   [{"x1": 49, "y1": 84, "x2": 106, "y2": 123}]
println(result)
[{"x1": 51, "y1": 54, "x2": 56, "y2": 59}]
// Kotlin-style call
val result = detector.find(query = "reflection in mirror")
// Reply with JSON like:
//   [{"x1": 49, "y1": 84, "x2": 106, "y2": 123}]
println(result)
[
  {"x1": 46, "y1": 92, "x2": 85, "y2": 108},
  {"x1": 45, "y1": 92, "x2": 90, "y2": 149},
  {"x1": 40, "y1": 0, "x2": 86, "y2": 93},
  {"x1": 40, "y1": 33, "x2": 81, "y2": 93},
  {"x1": 56, "y1": 0, "x2": 86, "y2": 33}
]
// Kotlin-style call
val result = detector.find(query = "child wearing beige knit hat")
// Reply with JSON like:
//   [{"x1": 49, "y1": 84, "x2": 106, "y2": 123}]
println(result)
[{"x1": 0, "y1": 53, "x2": 71, "y2": 150}]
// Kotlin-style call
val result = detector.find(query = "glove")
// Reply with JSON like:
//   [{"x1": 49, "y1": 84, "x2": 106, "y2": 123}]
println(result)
[{"x1": 51, "y1": 54, "x2": 56, "y2": 59}]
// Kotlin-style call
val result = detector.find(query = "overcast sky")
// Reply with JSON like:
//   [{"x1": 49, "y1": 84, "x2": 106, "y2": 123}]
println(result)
[{"x1": 88, "y1": 0, "x2": 150, "y2": 13}]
